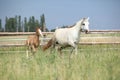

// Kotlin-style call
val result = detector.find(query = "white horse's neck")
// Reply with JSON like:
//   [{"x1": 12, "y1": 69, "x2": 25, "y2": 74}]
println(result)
[{"x1": 72, "y1": 20, "x2": 82, "y2": 32}]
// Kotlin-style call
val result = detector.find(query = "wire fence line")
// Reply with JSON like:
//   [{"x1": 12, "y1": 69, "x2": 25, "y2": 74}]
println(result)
[
  {"x1": 0, "y1": 37, "x2": 119, "y2": 42},
  {"x1": 0, "y1": 37, "x2": 120, "y2": 47},
  {"x1": 0, "y1": 31, "x2": 120, "y2": 47},
  {"x1": 0, "y1": 47, "x2": 120, "y2": 54},
  {"x1": 0, "y1": 30, "x2": 120, "y2": 36}
]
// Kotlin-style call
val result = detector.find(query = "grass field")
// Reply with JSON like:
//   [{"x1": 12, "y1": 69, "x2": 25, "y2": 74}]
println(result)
[{"x1": 0, "y1": 44, "x2": 120, "y2": 80}]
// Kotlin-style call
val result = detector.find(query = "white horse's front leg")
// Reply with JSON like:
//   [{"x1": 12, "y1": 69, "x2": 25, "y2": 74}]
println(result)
[
  {"x1": 69, "y1": 41, "x2": 78, "y2": 58},
  {"x1": 69, "y1": 41, "x2": 76, "y2": 58}
]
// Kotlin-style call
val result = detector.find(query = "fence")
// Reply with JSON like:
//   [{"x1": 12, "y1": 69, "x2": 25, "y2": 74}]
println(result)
[
  {"x1": 0, "y1": 30, "x2": 120, "y2": 47},
  {"x1": 0, "y1": 30, "x2": 120, "y2": 36}
]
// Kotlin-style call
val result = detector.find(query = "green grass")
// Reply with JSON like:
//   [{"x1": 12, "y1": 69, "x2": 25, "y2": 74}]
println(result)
[{"x1": 0, "y1": 45, "x2": 120, "y2": 80}]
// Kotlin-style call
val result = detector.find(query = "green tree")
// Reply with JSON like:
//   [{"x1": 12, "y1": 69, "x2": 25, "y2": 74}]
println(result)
[
  {"x1": 40, "y1": 14, "x2": 46, "y2": 32},
  {"x1": 5, "y1": 18, "x2": 16, "y2": 32},
  {"x1": 21, "y1": 21, "x2": 24, "y2": 32},
  {"x1": 5, "y1": 16, "x2": 8, "y2": 32},
  {"x1": 4, "y1": 14, "x2": 49, "y2": 32},
  {"x1": 31, "y1": 16, "x2": 36, "y2": 31},
  {"x1": 35, "y1": 19, "x2": 40, "y2": 27},
  {"x1": 15, "y1": 15, "x2": 18, "y2": 32},
  {"x1": 28, "y1": 17, "x2": 32, "y2": 31},
  {"x1": 24, "y1": 17, "x2": 28, "y2": 32},
  {"x1": 0, "y1": 19, "x2": 2, "y2": 31},
  {"x1": 28, "y1": 17, "x2": 32, "y2": 32},
  {"x1": 28, "y1": 16, "x2": 37, "y2": 32},
  {"x1": 18, "y1": 15, "x2": 22, "y2": 32}
]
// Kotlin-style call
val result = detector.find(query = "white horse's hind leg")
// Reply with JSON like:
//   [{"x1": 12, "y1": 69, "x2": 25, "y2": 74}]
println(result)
[
  {"x1": 70, "y1": 47, "x2": 75, "y2": 58},
  {"x1": 69, "y1": 41, "x2": 75, "y2": 51},
  {"x1": 75, "y1": 45, "x2": 78, "y2": 55},
  {"x1": 69, "y1": 41, "x2": 78, "y2": 58}
]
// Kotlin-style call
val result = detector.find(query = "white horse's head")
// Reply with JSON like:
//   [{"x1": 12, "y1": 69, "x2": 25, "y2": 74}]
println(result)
[{"x1": 77, "y1": 17, "x2": 89, "y2": 34}]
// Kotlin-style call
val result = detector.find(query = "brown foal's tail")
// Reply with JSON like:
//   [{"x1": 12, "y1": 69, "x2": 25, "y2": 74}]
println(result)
[{"x1": 43, "y1": 39, "x2": 53, "y2": 51}]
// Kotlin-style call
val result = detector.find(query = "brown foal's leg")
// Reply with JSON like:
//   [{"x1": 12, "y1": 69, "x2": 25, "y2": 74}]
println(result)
[
  {"x1": 26, "y1": 46, "x2": 29, "y2": 58},
  {"x1": 31, "y1": 45, "x2": 36, "y2": 55}
]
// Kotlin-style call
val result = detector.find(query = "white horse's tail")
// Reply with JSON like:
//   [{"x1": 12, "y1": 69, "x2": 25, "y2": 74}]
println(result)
[{"x1": 42, "y1": 38, "x2": 54, "y2": 51}]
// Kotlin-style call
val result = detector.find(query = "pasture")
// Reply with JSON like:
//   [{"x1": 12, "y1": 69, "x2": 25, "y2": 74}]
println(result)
[{"x1": 0, "y1": 31, "x2": 120, "y2": 80}]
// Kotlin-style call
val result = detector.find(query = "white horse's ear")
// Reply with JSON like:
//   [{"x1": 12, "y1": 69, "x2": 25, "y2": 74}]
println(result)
[{"x1": 87, "y1": 17, "x2": 89, "y2": 20}]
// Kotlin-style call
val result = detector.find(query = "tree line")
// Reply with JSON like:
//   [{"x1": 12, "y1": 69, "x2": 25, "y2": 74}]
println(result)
[{"x1": 0, "y1": 14, "x2": 48, "y2": 32}]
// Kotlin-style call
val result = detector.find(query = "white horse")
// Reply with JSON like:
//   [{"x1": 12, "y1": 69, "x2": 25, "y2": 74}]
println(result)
[{"x1": 43, "y1": 17, "x2": 89, "y2": 58}]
